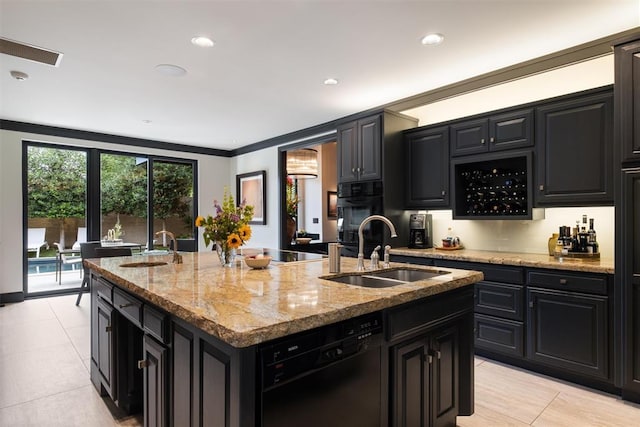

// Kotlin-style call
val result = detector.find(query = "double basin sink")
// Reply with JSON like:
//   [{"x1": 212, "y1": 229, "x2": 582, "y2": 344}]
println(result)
[{"x1": 321, "y1": 267, "x2": 449, "y2": 288}]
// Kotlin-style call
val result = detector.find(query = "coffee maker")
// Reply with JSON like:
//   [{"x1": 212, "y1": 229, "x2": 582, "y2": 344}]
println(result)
[{"x1": 408, "y1": 213, "x2": 432, "y2": 249}]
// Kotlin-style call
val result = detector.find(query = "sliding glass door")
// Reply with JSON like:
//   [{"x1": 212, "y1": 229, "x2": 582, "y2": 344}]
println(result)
[{"x1": 24, "y1": 143, "x2": 197, "y2": 298}]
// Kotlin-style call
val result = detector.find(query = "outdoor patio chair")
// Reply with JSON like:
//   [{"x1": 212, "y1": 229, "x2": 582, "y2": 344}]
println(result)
[
  {"x1": 72, "y1": 227, "x2": 87, "y2": 250},
  {"x1": 27, "y1": 228, "x2": 48, "y2": 258},
  {"x1": 76, "y1": 242, "x2": 132, "y2": 306},
  {"x1": 53, "y1": 242, "x2": 82, "y2": 284}
]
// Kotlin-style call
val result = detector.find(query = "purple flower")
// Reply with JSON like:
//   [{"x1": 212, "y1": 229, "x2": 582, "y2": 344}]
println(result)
[{"x1": 231, "y1": 214, "x2": 239, "y2": 222}]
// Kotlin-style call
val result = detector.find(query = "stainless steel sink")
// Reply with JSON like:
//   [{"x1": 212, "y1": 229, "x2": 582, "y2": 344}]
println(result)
[
  {"x1": 120, "y1": 261, "x2": 168, "y2": 268},
  {"x1": 321, "y1": 267, "x2": 450, "y2": 288},
  {"x1": 365, "y1": 267, "x2": 449, "y2": 282},
  {"x1": 325, "y1": 274, "x2": 406, "y2": 288}
]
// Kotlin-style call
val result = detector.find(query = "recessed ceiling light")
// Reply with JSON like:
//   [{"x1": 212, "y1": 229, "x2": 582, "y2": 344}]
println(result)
[
  {"x1": 421, "y1": 33, "x2": 444, "y2": 45},
  {"x1": 10, "y1": 70, "x2": 29, "y2": 81},
  {"x1": 142, "y1": 119, "x2": 152, "y2": 124},
  {"x1": 154, "y1": 64, "x2": 187, "y2": 77},
  {"x1": 191, "y1": 36, "x2": 215, "y2": 48},
  {"x1": 324, "y1": 78, "x2": 338, "y2": 85}
]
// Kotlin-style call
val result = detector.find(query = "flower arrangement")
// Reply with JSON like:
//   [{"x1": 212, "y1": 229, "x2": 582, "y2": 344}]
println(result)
[
  {"x1": 195, "y1": 188, "x2": 254, "y2": 265},
  {"x1": 285, "y1": 176, "x2": 299, "y2": 218}
]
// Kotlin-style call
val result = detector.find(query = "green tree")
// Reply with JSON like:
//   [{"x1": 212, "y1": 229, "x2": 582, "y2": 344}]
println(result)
[
  {"x1": 153, "y1": 162, "x2": 193, "y2": 243},
  {"x1": 28, "y1": 146, "x2": 86, "y2": 248},
  {"x1": 100, "y1": 155, "x2": 147, "y2": 220}
]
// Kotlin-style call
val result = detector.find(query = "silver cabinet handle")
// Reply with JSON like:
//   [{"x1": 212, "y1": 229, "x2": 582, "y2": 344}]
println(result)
[
  {"x1": 351, "y1": 168, "x2": 355, "y2": 173},
  {"x1": 105, "y1": 325, "x2": 112, "y2": 333},
  {"x1": 441, "y1": 190, "x2": 446, "y2": 196},
  {"x1": 481, "y1": 138, "x2": 486, "y2": 145},
  {"x1": 490, "y1": 137, "x2": 495, "y2": 143},
  {"x1": 119, "y1": 303, "x2": 134, "y2": 309},
  {"x1": 137, "y1": 359, "x2": 149, "y2": 369},
  {"x1": 559, "y1": 279, "x2": 568, "y2": 285},
  {"x1": 539, "y1": 185, "x2": 544, "y2": 191}
]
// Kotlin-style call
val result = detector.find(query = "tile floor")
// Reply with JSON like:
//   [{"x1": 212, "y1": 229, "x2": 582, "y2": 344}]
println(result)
[{"x1": 1, "y1": 294, "x2": 639, "y2": 426}]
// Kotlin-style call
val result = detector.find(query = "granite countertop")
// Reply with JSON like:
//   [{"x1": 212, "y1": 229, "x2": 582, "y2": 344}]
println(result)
[
  {"x1": 86, "y1": 253, "x2": 482, "y2": 348},
  {"x1": 389, "y1": 247, "x2": 614, "y2": 274}
]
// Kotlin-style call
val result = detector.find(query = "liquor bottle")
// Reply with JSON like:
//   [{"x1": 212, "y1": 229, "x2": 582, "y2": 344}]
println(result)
[{"x1": 588, "y1": 218, "x2": 598, "y2": 254}]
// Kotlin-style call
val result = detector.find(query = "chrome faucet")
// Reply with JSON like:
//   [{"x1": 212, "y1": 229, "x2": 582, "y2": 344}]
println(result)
[
  {"x1": 155, "y1": 231, "x2": 183, "y2": 264},
  {"x1": 357, "y1": 215, "x2": 397, "y2": 271}
]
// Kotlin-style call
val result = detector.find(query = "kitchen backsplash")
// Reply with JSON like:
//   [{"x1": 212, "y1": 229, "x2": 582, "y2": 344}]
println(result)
[{"x1": 424, "y1": 206, "x2": 614, "y2": 259}]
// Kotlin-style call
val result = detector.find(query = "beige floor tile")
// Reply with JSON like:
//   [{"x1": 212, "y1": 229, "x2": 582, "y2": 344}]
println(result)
[
  {"x1": 457, "y1": 403, "x2": 530, "y2": 426},
  {"x1": 82, "y1": 357, "x2": 91, "y2": 373},
  {"x1": 474, "y1": 356, "x2": 487, "y2": 367},
  {"x1": 66, "y1": 324, "x2": 91, "y2": 359},
  {"x1": 533, "y1": 391, "x2": 640, "y2": 427},
  {"x1": 0, "y1": 343, "x2": 90, "y2": 408},
  {"x1": 0, "y1": 298, "x2": 56, "y2": 326},
  {"x1": 0, "y1": 317, "x2": 70, "y2": 357},
  {"x1": 474, "y1": 360, "x2": 559, "y2": 424},
  {"x1": 47, "y1": 294, "x2": 90, "y2": 329},
  {"x1": 0, "y1": 385, "x2": 118, "y2": 427}
]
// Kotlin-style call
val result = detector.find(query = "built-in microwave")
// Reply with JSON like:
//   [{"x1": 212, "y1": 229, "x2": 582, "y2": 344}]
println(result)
[{"x1": 337, "y1": 182, "x2": 385, "y2": 258}]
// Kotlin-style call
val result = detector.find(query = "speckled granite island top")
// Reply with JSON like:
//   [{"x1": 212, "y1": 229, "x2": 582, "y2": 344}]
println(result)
[
  {"x1": 390, "y1": 247, "x2": 614, "y2": 274},
  {"x1": 85, "y1": 252, "x2": 483, "y2": 348}
]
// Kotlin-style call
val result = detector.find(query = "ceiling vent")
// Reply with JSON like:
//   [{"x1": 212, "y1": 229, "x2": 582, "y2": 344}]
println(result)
[{"x1": 0, "y1": 37, "x2": 63, "y2": 66}]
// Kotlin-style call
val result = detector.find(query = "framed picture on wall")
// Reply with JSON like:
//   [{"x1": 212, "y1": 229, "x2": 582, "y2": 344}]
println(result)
[
  {"x1": 236, "y1": 170, "x2": 266, "y2": 225},
  {"x1": 327, "y1": 191, "x2": 338, "y2": 219}
]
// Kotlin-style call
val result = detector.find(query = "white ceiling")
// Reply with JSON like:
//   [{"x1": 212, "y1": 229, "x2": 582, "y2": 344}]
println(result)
[{"x1": 0, "y1": 1, "x2": 638, "y2": 151}]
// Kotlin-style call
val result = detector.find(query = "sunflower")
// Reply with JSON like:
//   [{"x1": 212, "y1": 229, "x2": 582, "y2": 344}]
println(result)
[
  {"x1": 195, "y1": 215, "x2": 205, "y2": 227},
  {"x1": 238, "y1": 224, "x2": 252, "y2": 241},
  {"x1": 226, "y1": 233, "x2": 242, "y2": 249}
]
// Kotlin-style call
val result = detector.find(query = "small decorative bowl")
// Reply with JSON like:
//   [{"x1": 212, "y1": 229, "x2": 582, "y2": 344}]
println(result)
[
  {"x1": 295, "y1": 237, "x2": 312, "y2": 245},
  {"x1": 244, "y1": 255, "x2": 272, "y2": 269}
]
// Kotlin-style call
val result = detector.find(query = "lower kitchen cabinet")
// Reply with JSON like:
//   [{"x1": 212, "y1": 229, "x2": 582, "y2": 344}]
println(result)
[
  {"x1": 393, "y1": 324, "x2": 459, "y2": 427},
  {"x1": 96, "y1": 297, "x2": 116, "y2": 399},
  {"x1": 142, "y1": 335, "x2": 168, "y2": 427},
  {"x1": 527, "y1": 288, "x2": 608, "y2": 380}
]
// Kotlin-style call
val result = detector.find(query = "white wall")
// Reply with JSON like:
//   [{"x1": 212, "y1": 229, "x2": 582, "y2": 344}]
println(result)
[
  {"x1": 401, "y1": 54, "x2": 615, "y2": 258},
  {"x1": 0, "y1": 129, "x2": 230, "y2": 296}
]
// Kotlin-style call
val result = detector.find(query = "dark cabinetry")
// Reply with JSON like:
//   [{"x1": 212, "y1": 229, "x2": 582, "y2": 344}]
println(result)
[
  {"x1": 337, "y1": 111, "x2": 418, "y2": 184},
  {"x1": 95, "y1": 296, "x2": 116, "y2": 398},
  {"x1": 393, "y1": 325, "x2": 459, "y2": 427},
  {"x1": 535, "y1": 90, "x2": 613, "y2": 205},
  {"x1": 619, "y1": 169, "x2": 640, "y2": 401},
  {"x1": 142, "y1": 335, "x2": 167, "y2": 427},
  {"x1": 338, "y1": 115, "x2": 382, "y2": 183},
  {"x1": 451, "y1": 109, "x2": 533, "y2": 157},
  {"x1": 404, "y1": 126, "x2": 449, "y2": 208},
  {"x1": 615, "y1": 37, "x2": 640, "y2": 163},
  {"x1": 388, "y1": 286, "x2": 474, "y2": 427}
]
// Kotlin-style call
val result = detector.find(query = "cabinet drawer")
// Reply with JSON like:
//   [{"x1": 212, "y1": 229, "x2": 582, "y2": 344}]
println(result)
[
  {"x1": 113, "y1": 287, "x2": 143, "y2": 328},
  {"x1": 475, "y1": 314, "x2": 524, "y2": 357},
  {"x1": 95, "y1": 277, "x2": 113, "y2": 303},
  {"x1": 475, "y1": 282, "x2": 524, "y2": 321},
  {"x1": 527, "y1": 270, "x2": 608, "y2": 295},
  {"x1": 435, "y1": 260, "x2": 524, "y2": 285},
  {"x1": 143, "y1": 305, "x2": 167, "y2": 344}
]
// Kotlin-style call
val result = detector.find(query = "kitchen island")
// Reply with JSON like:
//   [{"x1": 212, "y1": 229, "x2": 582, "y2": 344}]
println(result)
[{"x1": 86, "y1": 251, "x2": 483, "y2": 427}]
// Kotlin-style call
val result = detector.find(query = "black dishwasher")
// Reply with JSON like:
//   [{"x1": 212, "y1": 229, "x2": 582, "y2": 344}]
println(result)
[{"x1": 260, "y1": 312, "x2": 383, "y2": 427}]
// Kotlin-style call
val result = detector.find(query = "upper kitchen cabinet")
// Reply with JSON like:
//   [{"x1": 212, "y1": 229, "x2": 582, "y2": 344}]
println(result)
[
  {"x1": 535, "y1": 88, "x2": 614, "y2": 206},
  {"x1": 337, "y1": 111, "x2": 417, "y2": 183},
  {"x1": 404, "y1": 126, "x2": 449, "y2": 208},
  {"x1": 614, "y1": 35, "x2": 640, "y2": 164},
  {"x1": 450, "y1": 109, "x2": 533, "y2": 157}
]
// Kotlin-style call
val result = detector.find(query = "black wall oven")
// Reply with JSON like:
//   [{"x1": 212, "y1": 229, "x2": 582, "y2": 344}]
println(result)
[{"x1": 337, "y1": 181, "x2": 385, "y2": 258}]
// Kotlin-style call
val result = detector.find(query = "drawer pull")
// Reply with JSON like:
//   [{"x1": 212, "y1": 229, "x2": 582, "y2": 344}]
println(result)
[
  {"x1": 119, "y1": 302, "x2": 135, "y2": 309},
  {"x1": 529, "y1": 300, "x2": 534, "y2": 309},
  {"x1": 137, "y1": 359, "x2": 150, "y2": 369},
  {"x1": 559, "y1": 279, "x2": 568, "y2": 285},
  {"x1": 105, "y1": 325, "x2": 112, "y2": 333},
  {"x1": 435, "y1": 350, "x2": 441, "y2": 360},
  {"x1": 424, "y1": 354, "x2": 433, "y2": 364}
]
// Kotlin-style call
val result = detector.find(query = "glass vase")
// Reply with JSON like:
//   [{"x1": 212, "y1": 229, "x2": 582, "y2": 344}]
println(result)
[{"x1": 215, "y1": 241, "x2": 237, "y2": 267}]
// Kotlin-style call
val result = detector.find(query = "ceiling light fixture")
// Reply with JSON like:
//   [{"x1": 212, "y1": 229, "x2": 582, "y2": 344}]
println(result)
[
  {"x1": 154, "y1": 64, "x2": 187, "y2": 77},
  {"x1": 10, "y1": 70, "x2": 29, "y2": 81},
  {"x1": 191, "y1": 36, "x2": 215, "y2": 48},
  {"x1": 421, "y1": 33, "x2": 444, "y2": 45},
  {"x1": 287, "y1": 148, "x2": 319, "y2": 179},
  {"x1": 324, "y1": 78, "x2": 338, "y2": 85}
]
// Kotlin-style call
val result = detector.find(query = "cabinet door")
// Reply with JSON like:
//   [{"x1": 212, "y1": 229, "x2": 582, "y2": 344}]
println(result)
[
  {"x1": 142, "y1": 335, "x2": 167, "y2": 427},
  {"x1": 431, "y1": 326, "x2": 459, "y2": 427},
  {"x1": 337, "y1": 121, "x2": 358, "y2": 183},
  {"x1": 358, "y1": 115, "x2": 382, "y2": 181},
  {"x1": 527, "y1": 288, "x2": 608, "y2": 380},
  {"x1": 96, "y1": 298, "x2": 116, "y2": 399},
  {"x1": 488, "y1": 109, "x2": 533, "y2": 152},
  {"x1": 393, "y1": 339, "x2": 429, "y2": 427},
  {"x1": 615, "y1": 38, "x2": 640, "y2": 163},
  {"x1": 535, "y1": 91, "x2": 613, "y2": 205},
  {"x1": 450, "y1": 118, "x2": 488, "y2": 157},
  {"x1": 404, "y1": 126, "x2": 449, "y2": 208},
  {"x1": 621, "y1": 169, "x2": 640, "y2": 398}
]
